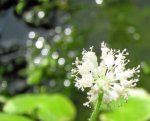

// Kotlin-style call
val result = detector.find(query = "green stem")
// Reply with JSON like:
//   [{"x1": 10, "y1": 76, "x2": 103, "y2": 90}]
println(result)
[{"x1": 89, "y1": 93, "x2": 103, "y2": 121}]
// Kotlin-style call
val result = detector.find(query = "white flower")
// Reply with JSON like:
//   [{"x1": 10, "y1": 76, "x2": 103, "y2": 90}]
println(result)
[
  {"x1": 72, "y1": 42, "x2": 140, "y2": 107},
  {"x1": 75, "y1": 74, "x2": 94, "y2": 91}
]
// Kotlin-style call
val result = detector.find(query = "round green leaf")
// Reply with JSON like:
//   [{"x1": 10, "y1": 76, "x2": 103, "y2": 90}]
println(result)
[
  {"x1": 3, "y1": 94, "x2": 76, "y2": 121},
  {"x1": 100, "y1": 89, "x2": 150, "y2": 121},
  {"x1": 3, "y1": 94, "x2": 38, "y2": 114},
  {"x1": 37, "y1": 95, "x2": 76, "y2": 121},
  {"x1": 0, "y1": 113, "x2": 33, "y2": 121}
]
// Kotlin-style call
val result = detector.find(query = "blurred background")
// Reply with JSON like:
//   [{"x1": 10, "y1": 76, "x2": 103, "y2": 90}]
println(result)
[{"x1": 0, "y1": 0, "x2": 150, "y2": 121}]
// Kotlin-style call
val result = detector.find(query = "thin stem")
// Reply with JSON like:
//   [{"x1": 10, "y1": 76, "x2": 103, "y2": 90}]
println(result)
[{"x1": 89, "y1": 93, "x2": 103, "y2": 121}]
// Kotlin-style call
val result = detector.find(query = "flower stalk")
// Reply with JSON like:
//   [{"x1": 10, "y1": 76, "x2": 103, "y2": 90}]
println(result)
[{"x1": 89, "y1": 93, "x2": 103, "y2": 121}]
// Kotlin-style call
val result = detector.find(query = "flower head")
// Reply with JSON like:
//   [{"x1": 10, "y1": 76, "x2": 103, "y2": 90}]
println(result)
[{"x1": 72, "y1": 42, "x2": 140, "y2": 107}]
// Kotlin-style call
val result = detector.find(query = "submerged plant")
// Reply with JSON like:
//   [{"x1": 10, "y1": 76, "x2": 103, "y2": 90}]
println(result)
[{"x1": 72, "y1": 42, "x2": 140, "y2": 121}]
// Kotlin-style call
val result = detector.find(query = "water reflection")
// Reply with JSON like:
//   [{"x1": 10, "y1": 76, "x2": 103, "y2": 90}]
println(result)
[
  {"x1": 55, "y1": 26, "x2": 62, "y2": 34},
  {"x1": 64, "y1": 27, "x2": 72, "y2": 35},
  {"x1": 49, "y1": 80, "x2": 56, "y2": 87},
  {"x1": 35, "y1": 37, "x2": 45, "y2": 49},
  {"x1": 28, "y1": 31, "x2": 36, "y2": 39},
  {"x1": 64, "y1": 80, "x2": 70, "y2": 87},
  {"x1": 52, "y1": 51, "x2": 59, "y2": 59},
  {"x1": 41, "y1": 48, "x2": 49, "y2": 56},
  {"x1": 133, "y1": 33, "x2": 140, "y2": 40},
  {"x1": 58, "y1": 58, "x2": 65, "y2": 65},
  {"x1": 127, "y1": 26, "x2": 135, "y2": 34},
  {"x1": 34, "y1": 57, "x2": 41, "y2": 64},
  {"x1": 95, "y1": 0, "x2": 103, "y2": 5},
  {"x1": 37, "y1": 11, "x2": 45, "y2": 19}
]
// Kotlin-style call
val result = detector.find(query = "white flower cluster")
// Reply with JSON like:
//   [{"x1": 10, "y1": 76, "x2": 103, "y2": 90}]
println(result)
[{"x1": 72, "y1": 42, "x2": 140, "y2": 107}]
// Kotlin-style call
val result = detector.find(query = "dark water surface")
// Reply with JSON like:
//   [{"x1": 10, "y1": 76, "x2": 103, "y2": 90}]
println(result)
[{"x1": 0, "y1": 7, "x2": 48, "y2": 47}]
